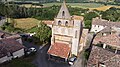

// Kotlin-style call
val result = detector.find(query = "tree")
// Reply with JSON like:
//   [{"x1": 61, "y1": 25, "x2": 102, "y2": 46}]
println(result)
[
  {"x1": 101, "y1": 7, "x2": 120, "y2": 22},
  {"x1": 84, "y1": 12, "x2": 99, "y2": 20},
  {"x1": 34, "y1": 21, "x2": 51, "y2": 44},
  {"x1": 84, "y1": 20, "x2": 92, "y2": 29}
]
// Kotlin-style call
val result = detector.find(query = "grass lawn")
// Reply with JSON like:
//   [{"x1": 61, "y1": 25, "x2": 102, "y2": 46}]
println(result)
[
  {"x1": 0, "y1": 55, "x2": 36, "y2": 67},
  {"x1": 13, "y1": 18, "x2": 39, "y2": 30}
]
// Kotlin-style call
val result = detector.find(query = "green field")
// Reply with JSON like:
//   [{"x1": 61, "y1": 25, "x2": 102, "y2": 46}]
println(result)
[
  {"x1": 44, "y1": 3, "x2": 114, "y2": 8},
  {"x1": 21, "y1": 3, "x2": 120, "y2": 10},
  {"x1": 42, "y1": 3, "x2": 120, "y2": 11}
]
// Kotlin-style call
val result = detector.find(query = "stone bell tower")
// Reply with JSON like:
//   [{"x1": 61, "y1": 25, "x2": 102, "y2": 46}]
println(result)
[{"x1": 48, "y1": 0, "x2": 83, "y2": 60}]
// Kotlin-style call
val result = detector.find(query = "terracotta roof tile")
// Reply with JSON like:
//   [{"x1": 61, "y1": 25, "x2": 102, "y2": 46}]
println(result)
[
  {"x1": 0, "y1": 38, "x2": 25, "y2": 58},
  {"x1": 93, "y1": 33, "x2": 120, "y2": 47},
  {"x1": 43, "y1": 20, "x2": 54, "y2": 25},
  {"x1": 92, "y1": 18, "x2": 120, "y2": 27},
  {"x1": 6, "y1": 34, "x2": 21, "y2": 39},
  {"x1": 99, "y1": 27, "x2": 116, "y2": 33},
  {"x1": 72, "y1": 15, "x2": 84, "y2": 21},
  {"x1": 87, "y1": 46, "x2": 120, "y2": 67},
  {"x1": 48, "y1": 42, "x2": 71, "y2": 58}
]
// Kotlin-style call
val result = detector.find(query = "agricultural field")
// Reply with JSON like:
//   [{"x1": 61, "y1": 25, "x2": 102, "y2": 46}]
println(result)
[
  {"x1": 89, "y1": 5, "x2": 120, "y2": 11},
  {"x1": 21, "y1": 3, "x2": 120, "y2": 11},
  {"x1": 44, "y1": 3, "x2": 105, "y2": 8},
  {"x1": 43, "y1": 3, "x2": 120, "y2": 9},
  {"x1": 19, "y1": 4, "x2": 45, "y2": 8},
  {"x1": 12, "y1": 18, "x2": 39, "y2": 30}
]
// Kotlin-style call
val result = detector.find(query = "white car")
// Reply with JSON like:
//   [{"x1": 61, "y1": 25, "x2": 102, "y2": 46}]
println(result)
[
  {"x1": 29, "y1": 47, "x2": 37, "y2": 52},
  {"x1": 68, "y1": 57, "x2": 77, "y2": 65}
]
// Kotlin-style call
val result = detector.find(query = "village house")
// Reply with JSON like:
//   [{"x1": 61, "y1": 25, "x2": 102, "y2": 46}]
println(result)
[
  {"x1": 47, "y1": 1, "x2": 88, "y2": 62},
  {"x1": 88, "y1": 19, "x2": 120, "y2": 67},
  {"x1": 93, "y1": 33, "x2": 120, "y2": 54},
  {"x1": 87, "y1": 45, "x2": 120, "y2": 67},
  {"x1": 90, "y1": 17, "x2": 120, "y2": 33},
  {"x1": 95, "y1": 26, "x2": 117, "y2": 37},
  {"x1": 0, "y1": 31, "x2": 25, "y2": 64},
  {"x1": 0, "y1": 38, "x2": 25, "y2": 64}
]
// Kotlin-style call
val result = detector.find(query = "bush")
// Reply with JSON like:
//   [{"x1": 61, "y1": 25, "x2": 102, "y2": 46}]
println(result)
[{"x1": 84, "y1": 51, "x2": 89, "y2": 60}]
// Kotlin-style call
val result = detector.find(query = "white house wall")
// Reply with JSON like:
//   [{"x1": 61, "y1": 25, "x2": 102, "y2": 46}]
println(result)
[
  {"x1": 16, "y1": 38, "x2": 22, "y2": 44},
  {"x1": 12, "y1": 49, "x2": 24, "y2": 58},
  {"x1": 71, "y1": 38, "x2": 79, "y2": 56},
  {"x1": 91, "y1": 25, "x2": 105, "y2": 33},
  {"x1": 0, "y1": 56, "x2": 8, "y2": 63}
]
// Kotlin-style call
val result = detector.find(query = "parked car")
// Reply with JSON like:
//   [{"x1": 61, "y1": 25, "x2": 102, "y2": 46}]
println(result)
[
  {"x1": 28, "y1": 47, "x2": 37, "y2": 52},
  {"x1": 68, "y1": 56, "x2": 77, "y2": 65},
  {"x1": 25, "y1": 47, "x2": 37, "y2": 56}
]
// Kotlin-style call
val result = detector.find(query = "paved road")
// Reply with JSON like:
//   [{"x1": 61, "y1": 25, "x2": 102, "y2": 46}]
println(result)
[{"x1": 22, "y1": 40, "x2": 39, "y2": 50}]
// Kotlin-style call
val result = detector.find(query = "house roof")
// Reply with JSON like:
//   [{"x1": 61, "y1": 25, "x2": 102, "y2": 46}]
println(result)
[
  {"x1": 99, "y1": 27, "x2": 116, "y2": 33},
  {"x1": 43, "y1": 20, "x2": 54, "y2": 25},
  {"x1": 0, "y1": 44, "x2": 7, "y2": 58},
  {"x1": 93, "y1": 33, "x2": 120, "y2": 47},
  {"x1": 0, "y1": 38, "x2": 25, "y2": 58},
  {"x1": 92, "y1": 18, "x2": 120, "y2": 27},
  {"x1": 5, "y1": 34, "x2": 21, "y2": 39},
  {"x1": 56, "y1": 1, "x2": 71, "y2": 19},
  {"x1": 87, "y1": 46, "x2": 120, "y2": 67},
  {"x1": 72, "y1": 15, "x2": 84, "y2": 21},
  {"x1": 48, "y1": 42, "x2": 71, "y2": 58},
  {"x1": 0, "y1": 30, "x2": 12, "y2": 38}
]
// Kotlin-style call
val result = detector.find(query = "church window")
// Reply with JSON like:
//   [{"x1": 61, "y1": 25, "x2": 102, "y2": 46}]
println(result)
[
  {"x1": 65, "y1": 21, "x2": 68, "y2": 26},
  {"x1": 75, "y1": 31, "x2": 77, "y2": 38},
  {"x1": 62, "y1": 11, "x2": 65, "y2": 16},
  {"x1": 58, "y1": 20, "x2": 61, "y2": 25}
]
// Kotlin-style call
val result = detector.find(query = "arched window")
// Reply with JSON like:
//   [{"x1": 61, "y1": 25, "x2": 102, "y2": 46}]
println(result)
[
  {"x1": 58, "y1": 20, "x2": 61, "y2": 25},
  {"x1": 62, "y1": 11, "x2": 65, "y2": 16},
  {"x1": 75, "y1": 31, "x2": 77, "y2": 38},
  {"x1": 65, "y1": 21, "x2": 68, "y2": 26}
]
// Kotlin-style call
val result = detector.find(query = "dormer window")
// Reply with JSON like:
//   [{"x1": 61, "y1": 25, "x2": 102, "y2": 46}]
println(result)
[
  {"x1": 62, "y1": 11, "x2": 65, "y2": 16},
  {"x1": 58, "y1": 20, "x2": 61, "y2": 25},
  {"x1": 65, "y1": 21, "x2": 68, "y2": 26}
]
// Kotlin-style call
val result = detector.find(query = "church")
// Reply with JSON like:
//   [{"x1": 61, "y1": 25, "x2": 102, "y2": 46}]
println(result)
[{"x1": 47, "y1": 1, "x2": 84, "y2": 62}]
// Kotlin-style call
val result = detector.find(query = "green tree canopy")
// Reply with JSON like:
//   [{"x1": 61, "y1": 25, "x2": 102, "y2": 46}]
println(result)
[
  {"x1": 33, "y1": 21, "x2": 51, "y2": 44},
  {"x1": 84, "y1": 12, "x2": 99, "y2": 20}
]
